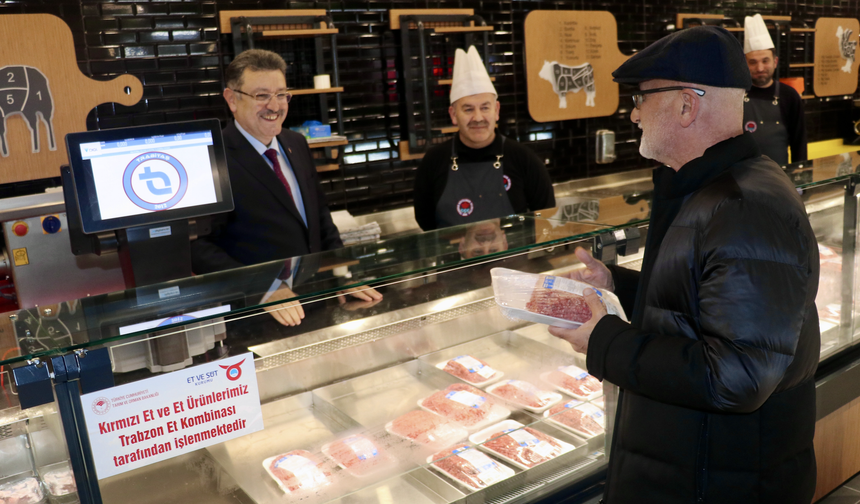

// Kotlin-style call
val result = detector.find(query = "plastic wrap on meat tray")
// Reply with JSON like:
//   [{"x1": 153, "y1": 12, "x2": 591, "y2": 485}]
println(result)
[
  {"x1": 262, "y1": 450, "x2": 331, "y2": 494},
  {"x1": 429, "y1": 443, "x2": 514, "y2": 490},
  {"x1": 41, "y1": 463, "x2": 76, "y2": 497},
  {"x1": 438, "y1": 355, "x2": 502, "y2": 385},
  {"x1": 385, "y1": 410, "x2": 467, "y2": 448},
  {"x1": 321, "y1": 434, "x2": 393, "y2": 477},
  {"x1": 542, "y1": 365, "x2": 603, "y2": 400},
  {"x1": 0, "y1": 476, "x2": 45, "y2": 504},
  {"x1": 545, "y1": 401, "x2": 605, "y2": 438},
  {"x1": 470, "y1": 420, "x2": 571, "y2": 469},
  {"x1": 485, "y1": 379, "x2": 561, "y2": 413},
  {"x1": 491, "y1": 268, "x2": 626, "y2": 328},
  {"x1": 420, "y1": 384, "x2": 495, "y2": 427}
]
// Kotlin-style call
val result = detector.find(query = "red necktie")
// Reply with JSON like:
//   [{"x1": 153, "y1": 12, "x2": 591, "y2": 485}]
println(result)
[{"x1": 264, "y1": 148, "x2": 294, "y2": 202}]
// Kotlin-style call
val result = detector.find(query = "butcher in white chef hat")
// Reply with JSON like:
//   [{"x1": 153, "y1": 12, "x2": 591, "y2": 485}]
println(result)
[
  {"x1": 412, "y1": 45, "x2": 555, "y2": 232},
  {"x1": 742, "y1": 13, "x2": 807, "y2": 165}
]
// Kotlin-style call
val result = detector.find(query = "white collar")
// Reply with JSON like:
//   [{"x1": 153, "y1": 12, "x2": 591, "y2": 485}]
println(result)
[{"x1": 235, "y1": 120, "x2": 279, "y2": 155}]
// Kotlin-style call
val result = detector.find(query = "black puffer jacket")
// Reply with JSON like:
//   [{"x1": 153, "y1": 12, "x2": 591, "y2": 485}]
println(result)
[{"x1": 588, "y1": 133, "x2": 820, "y2": 504}]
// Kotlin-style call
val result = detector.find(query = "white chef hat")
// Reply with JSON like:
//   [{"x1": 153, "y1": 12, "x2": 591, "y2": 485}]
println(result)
[
  {"x1": 744, "y1": 14, "x2": 775, "y2": 54},
  {"x1": 450, "y1": 45, "x2": 497, "y2": 105}
]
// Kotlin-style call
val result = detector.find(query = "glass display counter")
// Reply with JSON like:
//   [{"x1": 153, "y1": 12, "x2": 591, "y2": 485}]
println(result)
[{"x1": 0, "y1": 152, "x2": 857, "y2": 504}]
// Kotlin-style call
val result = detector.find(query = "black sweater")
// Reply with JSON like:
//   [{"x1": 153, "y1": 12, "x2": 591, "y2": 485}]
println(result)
[{"x1": 412, "y1": 133, "x2": 555, "y2": 230}]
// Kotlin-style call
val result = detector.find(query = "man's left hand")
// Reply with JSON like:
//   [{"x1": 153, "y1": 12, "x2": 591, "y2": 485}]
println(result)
[
  {"x1": 548, "y1": 288, "x2": 608, "y2": 354},
  {"x1": 338, "y1": 286, "x2": 383, "y2": 311}
]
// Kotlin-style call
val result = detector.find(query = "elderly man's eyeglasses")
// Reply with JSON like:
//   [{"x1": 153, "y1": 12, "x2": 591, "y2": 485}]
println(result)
[
  {"x1": 232, "y1": 89, "x2": 293, "y2": 103},
  {"x1": 631, "y1": 87, "x2": 706, "y2": 109}
]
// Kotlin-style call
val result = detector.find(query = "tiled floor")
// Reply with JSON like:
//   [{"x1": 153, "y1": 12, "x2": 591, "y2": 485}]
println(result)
[{"x1": 817, "y1": 473, "x2": 860, "y2": 504}]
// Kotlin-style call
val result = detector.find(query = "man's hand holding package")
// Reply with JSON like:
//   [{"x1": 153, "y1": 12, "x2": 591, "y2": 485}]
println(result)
[
  {"x1": 567, "y1": 247, "x2": 614, "y2": 292},
  {"x1": 548, "y1": 288, "x2": 608, "y2": 354}
]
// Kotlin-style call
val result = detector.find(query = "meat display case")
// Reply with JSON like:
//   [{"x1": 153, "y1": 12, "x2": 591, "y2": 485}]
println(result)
[{"x1": 0, "y1": 151, "x2": 860, "y2": 504}]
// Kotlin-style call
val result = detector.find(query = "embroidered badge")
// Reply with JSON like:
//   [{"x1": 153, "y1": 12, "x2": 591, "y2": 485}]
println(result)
[
  {"x1": 457, "y1": 198, "x2": 474, "y2": 217},
  {"x1": 745, "y1": 121, "x2": 757, "y2": 133},
  {"x1": 503, "y1": 175, "x2": 511, "y2": 191}
]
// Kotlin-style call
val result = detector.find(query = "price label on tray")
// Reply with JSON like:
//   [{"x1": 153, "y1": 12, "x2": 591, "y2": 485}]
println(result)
[
  {"x1": 342, "y1": 435, "x2": 379, "y2": 461},
  {"x1": 451, "y1": 355, "x2": 496, "y2": 379},
  {"x1": 559, "y1": 365, "x2": 590, "y2": 380},
  {"x1": 446, "y1": 390, "x2": 487, "y2": 409},
  {"x1": 272, "y1": 454, "x2": 328, "y2": 490},
  {"x1": 455, "y1": 448, "x2": 508, "y2": 485},
  {"x1": 506, "y1": 429, "x2": 557, "y2": 459}
]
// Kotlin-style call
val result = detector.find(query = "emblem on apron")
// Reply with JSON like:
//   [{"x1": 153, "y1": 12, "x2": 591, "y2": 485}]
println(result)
[
  {"x1": 457, "y1": 198, "x2": 474, "y2": 216},
  {"x1": 745, "y1": 121, "x2": 757, "y2": 133},
  {"x1": 503, "y1": 175, "x2": 511, "y2": 191}
]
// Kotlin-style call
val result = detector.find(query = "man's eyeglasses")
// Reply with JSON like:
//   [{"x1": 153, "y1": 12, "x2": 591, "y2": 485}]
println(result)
[
  {"x1": 232, "y1": 89, "x2": 293, "y2": 103},
  {"x1": 631, "y1": 87, "x2": 706, "y2": 109}
]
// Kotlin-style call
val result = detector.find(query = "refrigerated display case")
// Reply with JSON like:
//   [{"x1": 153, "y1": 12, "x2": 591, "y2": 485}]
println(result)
[{"x1": 0, "y1": 152, "x2": 859, "y2": 504}]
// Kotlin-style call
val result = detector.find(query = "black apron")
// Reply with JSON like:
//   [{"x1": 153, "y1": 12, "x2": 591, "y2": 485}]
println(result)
[
  {"x1": 743, "y1": 81, "x2": 790, "y2": 166},
  {"x1": 434, "y1": 136, "x2": 515, "y2": 228}
]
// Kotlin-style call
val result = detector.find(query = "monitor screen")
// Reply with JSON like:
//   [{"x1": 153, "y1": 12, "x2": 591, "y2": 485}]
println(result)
[{"x1": 66, "y1": 119, "x2": 233, "y2": 234}]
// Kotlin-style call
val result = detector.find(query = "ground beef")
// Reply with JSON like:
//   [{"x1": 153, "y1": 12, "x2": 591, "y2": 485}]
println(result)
[
  {"x1": 547, "y1": 367, "x2": 602, "y2": 397},
  {"x1": 422, "y1": 383, "x2": 494, "y2": 426},
  {"x1": 431, "y1": 443, "x2": 508, "y2": 489},
  {"x1": 0, "y1": 477, "x2": 45, "y2": 504},
  {"x1": 525, "y1": 278, "x2": 592, "y2": 323},
  {"x1": 326, "y1": 435, "x2": 387, "y2": 476},
  {"x1": 491, "y1": 380, "x2": 553, "y2": 409},
  {"x1": 548, "y1": 404, "x2": 604, "y2": 436},
  {"x1": 483, "y1": 427, "x2": 563, "y2": 467},
  {"x1": 268, "y1": 450, "x2": 331, "y2": 493},
  {"x1": 442, "y1": 355, "x2": 497, "y2": 383},
  {"x1": 42, "y1": 466, "x2": 76, "y2": 496},
  {"x1": 389, "y1": 410, "x2": 464, "y2": 446}
]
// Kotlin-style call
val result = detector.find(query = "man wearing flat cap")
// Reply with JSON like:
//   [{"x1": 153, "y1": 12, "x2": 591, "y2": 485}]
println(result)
[
  {"x1": 548, "y1": 26, "x2": 819, "y2": 503},
  {"x1": 743, "y1": 14, "x2": 807, "y2": 165},
  {"x1": 413, "y1": 46, "x2": 554, "y2": 231}
]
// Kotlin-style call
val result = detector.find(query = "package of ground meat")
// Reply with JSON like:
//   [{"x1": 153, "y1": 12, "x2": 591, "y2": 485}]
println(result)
[
  {"x1": 385, "y1": 410, "x2": 468, "y2": 450},
  {"x1": 0, "y1": 476, "x2": 45, "y2": 504},
  {"x1": 541, "y1": 365, "x2": 603, "y2": 400},
  {"x1": 485, "y1": 379, "x2": 562, "y2": 413},
  {"x1": 321, "y1": 434, "x2": 393, "y2": 477},
  {"x1": 428, "y1": 443, "x2": 515, "y2": 490},
  {"x1": 469, "y1": 420, "x2": 574, "y2": 470},
  {"x1": 491, "y1": 268, "x2": 626, "y2": 329},
  {"x1": 39, "y1": 462, "x2": 76, "y2": 498},
  {"x1": 436, "y1": 355, "x2": 503, "y2": 386},
  {"x1": 544, "y1": 401, "x2": 605, "y2": 439},
  {"x1": 419, "y1": 383, "x2": 510, "y2": 430},
  {"x1": 262, "y1": 450, "x2": 332, "y2": 494}
]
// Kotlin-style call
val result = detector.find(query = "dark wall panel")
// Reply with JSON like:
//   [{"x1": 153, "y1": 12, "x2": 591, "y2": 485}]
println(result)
[{"x1": 0, "y1": 1, "x2": 854, "y2": 214}]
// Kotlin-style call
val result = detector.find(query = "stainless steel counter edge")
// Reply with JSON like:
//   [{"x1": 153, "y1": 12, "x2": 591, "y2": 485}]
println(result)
[{"x1": 0, "y1": 189, "x2": 65, "y2": 222}]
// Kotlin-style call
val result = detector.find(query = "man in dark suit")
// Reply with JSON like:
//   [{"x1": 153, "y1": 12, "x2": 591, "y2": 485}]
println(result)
[{"x1": 192, "y1": 49, "x2": 380, "y2": 325}]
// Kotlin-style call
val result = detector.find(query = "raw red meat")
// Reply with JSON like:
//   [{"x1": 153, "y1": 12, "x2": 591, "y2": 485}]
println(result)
[
  {"x1": 443, "y1": 355, "x2": 497, "y2": 383},
  {"x1": 389, "y1": 410, "x2": 463, "y2": 445},
  {"x1": 548, "y1": 403, "x2": 604, "y2": 436},
  {"x1": 548, "y1": 367, "x2": 602, "y2": 397},
  {"x1": 422, "y1": 383, "x2": 494, "y2": 426},
  {"x1": 491, "y1": 380, "x2": 552, "y2": 408},
  {"x1": 268, "y1": 450, "x2": 331, "y2": 493},
  {"x1": 326, "y1": 435, "x2": 388, "y2": 476},
  {"x1": 483, "y1": 427, "x2": 563, "y2": 467},
  {"x1": 431, "y1": 443, "x2": 508, "y2": 489},
  {"x1": 525, "y1": 278, "x2": 592, "y2": 323},
  {"x1": 0, "y1": 477, "x2": 44, "y2": 504}
]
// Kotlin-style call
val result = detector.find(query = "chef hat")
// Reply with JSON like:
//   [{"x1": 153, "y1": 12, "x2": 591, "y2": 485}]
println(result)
[
  {"x1": 450, "y1": 46, "x2": 497, "y2": 105},
  {"x1": 744, "y1": 14, "x2": 775, "y2": 54}
]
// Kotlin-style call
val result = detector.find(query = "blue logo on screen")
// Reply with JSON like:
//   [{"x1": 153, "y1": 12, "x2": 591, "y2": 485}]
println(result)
[{"x1": 122, "y1": 152, "x2": 189, "y2": 211}]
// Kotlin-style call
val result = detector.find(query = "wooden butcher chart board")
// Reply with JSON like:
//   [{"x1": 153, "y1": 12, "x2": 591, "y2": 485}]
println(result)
[
  {"x1": 814, "y1": 17, "x2": 860, "y2": 97},
  {"x1": 525, "y1": 11, "x2": 628, "y2": 122},
  {"x1": 0, "y1": 14, "x2": 142, "y2": 184}
]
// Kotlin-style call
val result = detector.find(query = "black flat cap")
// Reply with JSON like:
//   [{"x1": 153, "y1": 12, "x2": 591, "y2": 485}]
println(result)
[{"x1": 612, "y1": 26, "x2": 751, "y2": 89}]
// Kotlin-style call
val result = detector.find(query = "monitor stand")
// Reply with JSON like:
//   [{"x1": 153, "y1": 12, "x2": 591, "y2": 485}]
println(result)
[{"x1": 116, "y1": 219, "x2": 192, "y2": 289}]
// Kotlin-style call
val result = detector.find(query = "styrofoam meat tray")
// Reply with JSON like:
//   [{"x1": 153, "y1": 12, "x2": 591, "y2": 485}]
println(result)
[
  {"x1": 468, "y1": 419, "x2": 576, "y2": 470},
  {"x1": 320, "y1": 436, "x2": 395, "y2": 478},
  {"x1": 435, "y1": 357, "x2": 504, "y2": 388},
  {"x1": 383, "y1": 411, "x2": 468, "y2": 451},
  {"x1": 417, "y1": 396, "x2": 511, "y2": 433},
  {"x1": 540, "y1": 368, "x2": 603, "y2": 402},
  {"x1": 426, "y1": 446, "x2": 516, "y2": 492},
  {"x1": 484, "y1": 380, "x2": 562, "y2": 414},
  {"x1": 543, "y1": 402, "x2": 605, "y2": 440}
]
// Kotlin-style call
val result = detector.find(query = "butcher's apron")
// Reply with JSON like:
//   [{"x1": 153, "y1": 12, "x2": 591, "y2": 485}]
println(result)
[
  {"x1": 435, "y1": 136, "x2": 515, "y2": 228},
  {"x1": 743, "y1": 81, "x2": 790, "y2": 165}
]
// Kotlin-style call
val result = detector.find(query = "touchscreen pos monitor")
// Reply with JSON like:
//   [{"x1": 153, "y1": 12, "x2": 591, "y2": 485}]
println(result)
[{"x1": 65, "y1": 119, "x2": 233, "y2": 234}]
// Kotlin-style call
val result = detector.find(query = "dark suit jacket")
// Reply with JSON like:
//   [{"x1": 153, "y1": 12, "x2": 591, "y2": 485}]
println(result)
[{"x1": 191, "y1": 122, "x2": 343, "y2": 274}]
